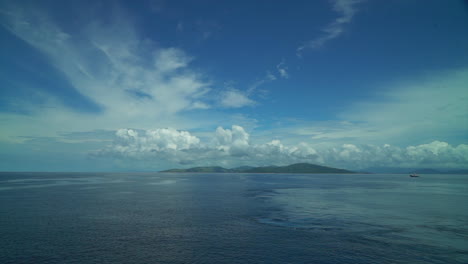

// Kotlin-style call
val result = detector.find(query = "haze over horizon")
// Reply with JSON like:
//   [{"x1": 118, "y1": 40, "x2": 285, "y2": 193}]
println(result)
[{"x1": 1, "y1": 0, "x2": 467, "y2": 171}]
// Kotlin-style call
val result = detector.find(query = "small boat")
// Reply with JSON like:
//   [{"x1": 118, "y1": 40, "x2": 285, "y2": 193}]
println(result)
[{"x1": 409, "y1": 174, "x2": 419, "y2": 177}]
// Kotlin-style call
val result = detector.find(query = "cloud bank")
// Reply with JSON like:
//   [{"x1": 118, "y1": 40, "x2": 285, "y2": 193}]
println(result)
[{"x1": 94, "y1": 125, "x2": 468, "y2": 170}]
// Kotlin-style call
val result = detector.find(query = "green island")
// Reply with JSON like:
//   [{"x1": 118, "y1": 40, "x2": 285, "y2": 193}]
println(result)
[{"x1": 160, "y1": 163, "x2": 355, "y2": 174}]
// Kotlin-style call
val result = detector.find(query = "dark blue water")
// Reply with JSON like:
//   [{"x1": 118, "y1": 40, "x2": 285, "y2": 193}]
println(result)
[{"x1": 1, "y1": 172, "x2": 467, "y2": 263}]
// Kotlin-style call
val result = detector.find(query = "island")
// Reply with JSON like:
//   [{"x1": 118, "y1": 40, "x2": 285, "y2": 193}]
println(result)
[{"x1": 160, "y1": 163, "x2": 355, "y2": 174}]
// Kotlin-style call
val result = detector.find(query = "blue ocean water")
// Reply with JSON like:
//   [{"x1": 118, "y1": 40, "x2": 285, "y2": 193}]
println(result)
[{"x1": 0, "y1": 172, "x2": 467, "y2": 264}]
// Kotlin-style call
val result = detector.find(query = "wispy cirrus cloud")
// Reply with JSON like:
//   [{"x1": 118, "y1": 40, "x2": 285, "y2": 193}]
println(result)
[
  {"x1": 219, "y1": 89, "x2": 255, "y2": 108},
  {"x1": 245, "y1": 60, "x2": 289, "y2": 98},
  {"x1": 297, "y1": 0, "x2": 363, "y2": 55},
  {"x1": 0, "y1": 4, "x2": 235, "y2": 139},
  {"x1": 276, "y1": 61, "x2": 289, "y2": 79},
  {"x1": 282, "y1": 67, "x2": 468, "y2": 147},
  {"x1": 247, "y1": 71, "x2": 277, "y2": 95}
]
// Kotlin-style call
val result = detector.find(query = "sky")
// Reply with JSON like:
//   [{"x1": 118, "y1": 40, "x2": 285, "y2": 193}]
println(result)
[{"x1": 0, "y1": 0, "x2": 467, "y2": 172}]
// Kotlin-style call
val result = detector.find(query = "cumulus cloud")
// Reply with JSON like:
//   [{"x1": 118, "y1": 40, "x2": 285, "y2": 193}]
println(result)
[
  {"x1": 115, "y1": 128, "x2": 200, "y2": 151},
  {"x1": 297, "y1": 0, "x2": 363, "y2": 55},
  {"x1": 95, "y1": 128, "x2": 203, "y2": 165},
  {"x1": 214, "y1": 125, "x2": 250, "y2": 156},
  {"x1": 94, "y1": 125, "x2": 468, "y2": 170},
  {"x1": 94, "y1": 125, "x2": 322, "y2": 166},
  {"x1": 321, "y1": 141, "x2": 468, "y2": 169}
]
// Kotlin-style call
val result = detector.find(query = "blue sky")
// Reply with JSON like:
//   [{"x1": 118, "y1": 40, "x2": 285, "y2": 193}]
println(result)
[{"x1": 1, "y1": 0, "x2": 467, "y2": 171}]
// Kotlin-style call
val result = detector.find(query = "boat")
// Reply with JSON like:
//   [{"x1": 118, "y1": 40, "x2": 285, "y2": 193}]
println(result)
[{"x1": 409, "y1": 174, "x2": 419, "y2": 177}]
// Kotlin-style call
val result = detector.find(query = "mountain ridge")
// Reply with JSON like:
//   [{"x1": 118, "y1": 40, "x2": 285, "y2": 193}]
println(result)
[{"x1": 160, "y1": 163, "x2": 355, "y2": 174}]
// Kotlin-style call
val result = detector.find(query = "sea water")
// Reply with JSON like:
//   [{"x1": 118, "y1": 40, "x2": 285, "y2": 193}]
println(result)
[{"x1": 0, "y1": 172, "x2": 467, "y2": 263}]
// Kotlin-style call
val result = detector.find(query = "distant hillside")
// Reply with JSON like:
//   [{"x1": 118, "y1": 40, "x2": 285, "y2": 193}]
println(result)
[
  {"x1": 231, "y1": 166, "x2": 255, "y2": 172},
  {"x1": 162, "y1": 166, "x2": 233, "y2": 173},
  {"x1": 161, "y1": 163, "x2": 354, "y2": 174},
  {"x1": 242, "y1": 163, "x2": 354, "y2": 174}
]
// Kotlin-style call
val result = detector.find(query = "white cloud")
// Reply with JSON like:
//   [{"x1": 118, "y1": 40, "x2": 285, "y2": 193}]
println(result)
[
  {"x1": 339, "y1": 68, "x2": 468, "y2": 144},
  {"x1": 219, "y1": 89, "x2": 255, "y2": 108},
  {"x1": 214, "y1": 125, "x2": 250, "y2": 156},
  {"x1": 154, "y1": 48, "x2": 192, "y2": 73},
  {"x1": 94, "y1": 125, "x2": 468, "y2": 170},
  {"x1": 94, "y1": 125, "x2": 322, "y2": 167},
  {"x1": 0, "y1": 4, "x2": 237, "y2": 140},
  {"x1": 242, "y1": 64, "x2": 285, "y2": 102},
  {"x1": 297, "y1": 0, "x2": 363, "y2": 55},
  {"x1": 94, "y1": 128, "x2": 203, "y2": 164},
  {"x1": 115, "y1": 127, "x2": 200, "y2": 151},
  {"x1": 321, "y1": 141, "x2": 468, "y2": 170},
  {"x1": 1, "y1": 3, "x2": 466, "y2": 172},
  {"x1": 246, "y1": 71, "x2": 277, "y2": 98},
  {"x1": 276, "y1": 61, "x2": 289, "y2": 78},
  {"x1": 283, "y1": 68, "x2": 468, "y2": 147},
  {"x1": 76, "y1": 58, "x2": 466, "y2": 170}
]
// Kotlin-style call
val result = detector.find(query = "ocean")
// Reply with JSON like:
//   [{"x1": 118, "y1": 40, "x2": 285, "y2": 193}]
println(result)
[{"x1": 0, "y1": 172, "x2": 467, "y2": 263}]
